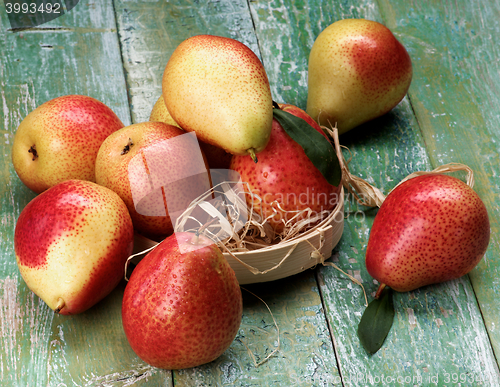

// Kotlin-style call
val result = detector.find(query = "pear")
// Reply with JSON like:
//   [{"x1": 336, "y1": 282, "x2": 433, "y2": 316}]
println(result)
[
  {"x1": 230, "y1": 103, "x2": 341, "y2": 232},
  {"x1": 122, "y1": 232, "x2": 242, "y2": 370},
  {"x1": 306, "y1": 19, "x2": 413, "y2": 134},
  {"x1": 14, "y1": 180, "x2": 134, "y2": 314},
  {"x1": 149, "y1": 95, "x2": 179, "y2": 127},
  {"x1": 365, "y1": 174, "x2": 490, "y2": 295},
  {"x1": 149, "y1": 95, "x2": 233, "y2": 169},
  {"x1": 95, "y1": 121, "x2": 212, "y2": 241},
  {"x1": 11, "y1": 95, "x2": 124, "y2": 193},
  {"x1": 162, "y1": 35, "x2": 273, "y2": 160}
]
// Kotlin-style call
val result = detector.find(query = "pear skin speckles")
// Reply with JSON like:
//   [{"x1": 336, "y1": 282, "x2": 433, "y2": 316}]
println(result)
[
  {"x1": 12, "y1": 95, "x2": 124, "y2": 193},
  {"x1": 162, "y1": 35, "x2": 273, "y2": 156},
  {"x1": 365, "y1": 174, "x2": 490, "y2": 292}
]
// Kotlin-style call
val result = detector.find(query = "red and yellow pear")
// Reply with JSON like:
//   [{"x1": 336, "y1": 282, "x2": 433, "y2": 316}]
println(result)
[
  {"x1": 366, "y1": 174, "x2": 490, "y2": 295},
  {"x1": 14, "y1": 179, "x2": 134, "y2": 315},
  {"x1": 12, "y1": 94, "x2": 124, "y2": 193},
  {"x1": 122, "y1": 232, "x2": 242, "y2": 369},
  {"x1": 306, "y1": 19, "x2": 412, "y2": 134}
]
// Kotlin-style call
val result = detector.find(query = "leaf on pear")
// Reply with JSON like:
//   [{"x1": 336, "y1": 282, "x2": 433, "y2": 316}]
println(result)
[
  {"x1": 357, "y1": 287, "x2": 395, "y2": 354},
  {"x1": 272, "y1": 108, "x2": 341, "y2": 187}
]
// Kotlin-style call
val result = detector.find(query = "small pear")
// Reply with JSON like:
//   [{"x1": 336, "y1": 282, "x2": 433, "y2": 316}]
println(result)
[
  {"x1": 149, "y1": 95, "x2": 180, "y2": 127},
  {"x1": 162, "y1": 35, "x2": 273, "y2": 159},
  {"x1": 149, "y1": 95, "x2": 233, "y2": 169},
  {"x1": 306, "y1": 19, "x2": 412, "y2": 134},
  {"x1": 365, "y1": 174, "x2": 490, "y2": 294}
]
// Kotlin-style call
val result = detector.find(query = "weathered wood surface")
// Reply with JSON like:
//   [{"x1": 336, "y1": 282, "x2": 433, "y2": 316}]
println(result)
[
  {"x1": 1, "y1": 0, "x2": 500, "y2": 386},
  {"x1": 0, "y1": 2, "x2": 171, "y2": 386}
]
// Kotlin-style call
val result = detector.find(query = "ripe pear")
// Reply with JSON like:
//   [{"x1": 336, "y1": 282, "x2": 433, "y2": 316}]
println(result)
[
  {"x1": 14, "y1": 180, "x2": 134, "y2": 315},
  {"x1": 95, "y1": 121, "x2": 212, "y2": 241},
  {"x1": 306, "y1": 19, "x2": 413, "y2": 134},
  {"x1": 149, "y1": 95, "x2": 232, "y2": 169},
  {"x1": 365, "y1": 174, "x2": 490, "y2": 295},
  {"x1": 230, "y1": 103, "x2": 341, "y2": 232},
  {"x1": 122, "y1": 232, "x2": 242, "y2": 370},
  {"x1": 162, "y1": 35, "x2": 273, "y2": 159},
  {"x1": 149, "y1": 95, "x2": 179, "y2": 127},
  {"x1": 12, "y1": 94, "x2": 124, "y2": 193}
]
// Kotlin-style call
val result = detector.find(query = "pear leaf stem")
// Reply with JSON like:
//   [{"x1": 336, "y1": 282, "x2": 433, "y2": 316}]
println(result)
[{"x1": 374, "y1": 283, "x2": 387, "y2": 299}]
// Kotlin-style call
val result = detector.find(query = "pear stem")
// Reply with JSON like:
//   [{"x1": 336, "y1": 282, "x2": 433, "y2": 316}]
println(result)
[
  {"x1": 374, "y1": 283, "x2": 387, "y2": 299},
  {"x1": 54, "y1": 298, "x2": 65, "y2": 314},
  {"x1": 28, "y1": 145, "x2": 38, "y2": 161},
  {"x1": 121, "y1": 138, "x2": 134, "y2": 155},
  {"x1": 247, "y1": 148, "x2": 258, "y2": 163},
  {"x1": 191, "y1": 217, "x2": 218, "y2": 245}
]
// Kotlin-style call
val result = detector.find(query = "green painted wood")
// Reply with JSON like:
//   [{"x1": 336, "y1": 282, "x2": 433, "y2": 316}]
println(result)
[
  {"x1": 2, "y1": 0, "x2": 500, "y2": 385},
  {"x1": 174, "y1": 273, "x2": 341, "y2": 386},
  {"x1": 380, "y1": 0, "x2": 500, "y2": 359},
  {"x1": 248, "y1": 0, "x2": 500, "y2": 385},
  {"x1": 0, "y1": 1, "x2": 171, "y2": 386},
  {"x1": 114, "y1": 0, "x2": 261, "y2": 125}
]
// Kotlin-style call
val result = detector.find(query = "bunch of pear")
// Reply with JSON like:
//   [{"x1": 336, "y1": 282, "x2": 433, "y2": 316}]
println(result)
[{"x1": 10, "y1": 17, "x2": 490, "y2": 369}]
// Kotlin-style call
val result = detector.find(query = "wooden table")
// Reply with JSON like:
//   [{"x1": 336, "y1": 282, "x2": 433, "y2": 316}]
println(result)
[{"x1": 2, "y1": 1, "x2": 500, "y2": 386}]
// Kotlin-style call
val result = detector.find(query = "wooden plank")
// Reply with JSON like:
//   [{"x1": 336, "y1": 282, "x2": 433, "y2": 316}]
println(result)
[
  {"x1": 174, "y1": 273, "x2": 341, "y2": 386},
  {"x1": 380, "y1": 0, "x2": 500, "y2": 359},
  {"x1": 0, "y1": 1, "x2": 171, "y2": 385},
  {"x1": 114, "y1": 0, "x2": 261, "y2": 124},
  {"x1": 112, "y1": 0, "x2": 342, "y2": 384},
  {"x1": 248, "y1": 0, "x2": 384, "y2": 108},
  {"x1": 248, "y1": 0, "x2": 500, "y2": 385}
]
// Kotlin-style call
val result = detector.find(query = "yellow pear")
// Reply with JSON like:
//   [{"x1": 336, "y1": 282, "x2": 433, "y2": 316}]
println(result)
[
  {"x1": 149, "y1": 95, "x2": 179, "y2": 127},
  {"x1": 162, "y1": 35, "x2": 273, "y2": 160},
  {"x1": 306, "y1": 19, "x2": 413, "y2": 134},
  {"x1": 149, "y1": 95, "x2": 233, "y2": 169}
]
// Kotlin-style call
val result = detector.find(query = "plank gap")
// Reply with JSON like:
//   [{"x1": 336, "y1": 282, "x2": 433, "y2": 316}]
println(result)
[
  {"x1": 7, "y1": 27, "x2": 73, "y2": 32},
  {"x1": 110, "y1": 0, "x2": 134, "y2": 125},
  {"x1": 245, "y1": 0, "x2": 265, "y2": 63},
  {"x1": 315, "y1": 269, "x2": 347, "y2": 387},
  {"x1": 463, "y1": 273, "x2": 500, "y2": 371}
]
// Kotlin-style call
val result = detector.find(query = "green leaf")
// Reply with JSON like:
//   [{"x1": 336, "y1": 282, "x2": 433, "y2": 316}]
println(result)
[
  {"x1": 272, "y1": 108, "x2": 342, "y2": 187},
  {"x1": 357, "y1": 287, "x2": 395, "y2": 354}
]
